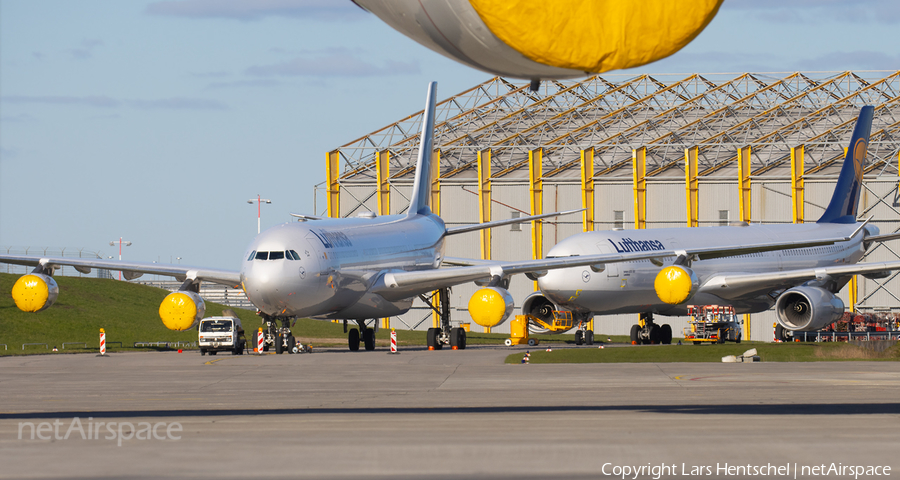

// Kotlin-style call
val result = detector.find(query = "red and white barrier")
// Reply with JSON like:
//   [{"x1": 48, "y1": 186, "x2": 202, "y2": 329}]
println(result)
[
  {"x1": 257, "y1": 328, "x2": 264, "y2": 355},
  {"x1": 390, "y1": 329, "x2": 397, "y2": 354},
  {"x1": 99, "y1": 328, "x2": 106, "y2": 356}
]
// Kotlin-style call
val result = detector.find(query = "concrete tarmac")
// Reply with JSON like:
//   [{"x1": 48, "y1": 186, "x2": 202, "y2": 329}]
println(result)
[{"x1": 1, "y1": 346, "x2": 898, "y2": 479}]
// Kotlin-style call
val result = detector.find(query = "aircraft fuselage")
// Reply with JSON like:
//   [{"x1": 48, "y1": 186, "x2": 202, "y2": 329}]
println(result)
[
  {"x1": 539, "y1": 222, "x2": 869, "y2": 316},
  {"x1": 240, "y1": 213, "x2": 445, "y2": 319}
]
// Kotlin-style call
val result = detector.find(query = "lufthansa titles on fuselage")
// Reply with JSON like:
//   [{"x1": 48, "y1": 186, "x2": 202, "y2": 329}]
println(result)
[
  {"x1": 311, "y1": 229, "x2": 353, "y2": 249},
  {"x1": 609, "y1": 238, "x2": 665, "y2": 253}
]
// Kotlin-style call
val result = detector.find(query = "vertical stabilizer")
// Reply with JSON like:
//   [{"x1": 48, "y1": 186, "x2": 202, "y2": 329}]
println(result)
[
  {"x1": 817, "y1": 106, "x2": 874, "y2": 224},
  {"x1": 406, "y1": 82, "x2": 438, "y2": 218}
]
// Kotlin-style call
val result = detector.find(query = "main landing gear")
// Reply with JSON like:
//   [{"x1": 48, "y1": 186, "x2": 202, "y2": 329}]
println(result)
[
  {"x1": 574, "y1": 322, "x2": 595, "y2": 346},
  {"x1": 261, "y1": 315, "x2": 297, "y2": 354},
  {"x1": 422, "y1": 288, "x2": 466, "y2": 350},
  {"x1": 629, "y1": 312, "x2": 673, "y2": 345},
  {"x1": 344, "y1": 320, "x2": 377, "y2": 351}
]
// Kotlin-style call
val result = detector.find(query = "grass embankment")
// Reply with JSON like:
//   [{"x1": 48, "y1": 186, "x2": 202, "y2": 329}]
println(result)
[
  {"x1": 0, "y1": 273, "x2": 545, "y2": 354},
  {"x1": 504, "y1": 341, "x2": 900, "y2": 364}
]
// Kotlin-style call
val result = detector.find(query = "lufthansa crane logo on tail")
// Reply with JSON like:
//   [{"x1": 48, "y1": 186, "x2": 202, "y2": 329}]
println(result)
[{"x1": 853, "y1": 138, "x2": 867, "y2": 181}]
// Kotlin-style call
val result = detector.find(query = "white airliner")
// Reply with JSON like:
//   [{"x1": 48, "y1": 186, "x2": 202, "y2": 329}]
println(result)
[
  {"x1": 516, "y1": 106, "x2": 900, "y2": 344},
  {"x1": 4, "y1": 86, "x2": 895, "y2": 350}
]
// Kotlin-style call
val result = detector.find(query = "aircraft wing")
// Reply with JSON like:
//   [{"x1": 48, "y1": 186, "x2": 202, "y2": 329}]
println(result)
[
  {"x1": 374, "y1": 225, "x2": 872, "y2": 299},
  {"x1": 701, "y1": 261, "x2": 900, "y2": 300},
  {"x1": 445, "y1": 209, "x2": 583, "y2": 235},
  {"x1": 0, "y1": 255, "x2": 241, "y2": 287}
]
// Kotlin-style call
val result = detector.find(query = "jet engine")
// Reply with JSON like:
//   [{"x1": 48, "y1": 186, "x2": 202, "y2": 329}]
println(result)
[
  {"x1": 158, "y1": 291, "x2": 206, "y2": 331},
  {"x1": 11, "y1": 273, "x2": 59, "y2": 313},
  {"x1": 654, "y1": 265, "x2": 699, "y2": 305},
  {"x1": 468, "y1": 287, "x2": 514, "y2": 328},
  {"x1": 775, "y1": 286, "x2": 844, "y2": 332},
  {"x1": 521, "y1": 292, "x2": 562, "y2": 334}
]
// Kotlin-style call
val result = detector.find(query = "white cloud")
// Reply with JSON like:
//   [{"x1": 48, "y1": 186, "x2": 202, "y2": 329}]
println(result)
[
  {"x1": 723, "y1": 0, "x2": 900, "y2": 24},
  {"x1": 246, "y1": 49, "x2": 419, "y2": 77},
  {"x1": 1, "y1": 95, "x2": 227, "y2": 110},
  {"x1": 145, "y1": 0, "x2": 367, "y2": 22}
]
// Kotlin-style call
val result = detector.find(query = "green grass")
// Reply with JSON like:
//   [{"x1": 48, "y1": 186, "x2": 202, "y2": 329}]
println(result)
[
  {"x1": 0, "y1": 273, "x2": 265, "y2": 355},
  {"x1": 504, "y1": 341, "x2": 900, "y2": 364}
]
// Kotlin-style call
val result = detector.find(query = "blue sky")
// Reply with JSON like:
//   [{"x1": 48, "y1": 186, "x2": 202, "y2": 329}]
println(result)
[{"x1": 1, "y1": 0, "x2": 898, "y2": 271}]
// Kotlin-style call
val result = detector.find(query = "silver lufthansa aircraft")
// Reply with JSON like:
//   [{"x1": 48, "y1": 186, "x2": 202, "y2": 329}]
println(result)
[
  {"x1": 516, "y1": 106, "x2": 900, "y2": 344},
  {"x1": 5, "y1": 86, "x2": 895, "y2": 350}
]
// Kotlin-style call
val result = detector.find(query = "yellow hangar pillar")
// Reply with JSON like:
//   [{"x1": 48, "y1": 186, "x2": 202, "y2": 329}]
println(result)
[
  {"x1": 849, "y1": 275, "x2": 858, "y2": 314},
  {"x1": 737, "y1": 146, "x2": 752, "y2": 224},
  {"x1": 685, "y1": 146, "x2": 699, "y2": 227},
  {"x1": 376, "y1": 150, "x2": 391, "y2": 329},
  {"x1": 581, "y1": 148, "x2": 595, "y2": 233},
  {"x1": 632, "y1": 147, "x2": 647, "y2": 229},
  {"x1": 477, "y1": 149, "x2": 493, "y2": 333},
  {"x1": 529, "y1": 148, "x2": 544, "y2": 291},
  {"x1": 431, "y1": 150, "x2": 442, "y2": 329},
  {"x1": 326, "y1": 150, "x2": 341, "y2": 218},
  {"x1": 376, "y1": 150, "x2": 391, "y2": 217},
  {"x1": 791, "y1": 145, "x2": 805, "y2": 224},
  {"x1": 737, "y1": 145, "x2": 752, "y2": 340}
]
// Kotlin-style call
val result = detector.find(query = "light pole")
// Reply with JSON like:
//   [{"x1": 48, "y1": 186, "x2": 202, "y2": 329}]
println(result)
[
  {"x1": 247, "y1": 195, "x2": 272, "y2": 234},
  {"x1": 109, "y1": 237, "x2": 132, "y2": 281}
]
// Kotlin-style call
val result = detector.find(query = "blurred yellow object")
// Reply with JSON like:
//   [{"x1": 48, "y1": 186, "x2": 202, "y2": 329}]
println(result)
[{"x1": 470, "y1": 0, "x2": 723, "y2": 73}]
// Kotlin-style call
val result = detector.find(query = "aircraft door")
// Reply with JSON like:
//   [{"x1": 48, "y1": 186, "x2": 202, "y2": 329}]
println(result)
[{"x1": 596, "y1": 243, "x2": 618, "y2": 277}]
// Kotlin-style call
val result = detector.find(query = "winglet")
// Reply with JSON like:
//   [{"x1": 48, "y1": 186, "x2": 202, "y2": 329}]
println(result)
[
  {"x1": 406, "y1": 82, "x2": 438, "y2": 218},
  {"x1": 817, "y1": 106, "x2": 874, "y2": 224}
]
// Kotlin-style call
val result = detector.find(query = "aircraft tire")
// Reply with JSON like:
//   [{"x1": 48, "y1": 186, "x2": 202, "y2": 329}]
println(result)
[
  {"x1": 574, "y1": 330, "x2": 584, "y2": 345},
  {"x1": 275, "y1": 333, "x2": 284, "y2": 354},
  {"x1": 426, "y1": 328, "x2": 438, "y2": 350},
  {"x1": 585, "y1": 330, "x2": 594, "y2": 345},
  {"x1": 630, "y1": 325, "x2": 640, "y2": 344},
  {"x1": 287, "y1": 335, "x2": 296, "y2": 354},
  {"x1": 648, "y1": 324, "x2": 661, "y2": 344},
  {"x1": 348, "y1": 328, "x2": 360, "y2": 351},
  {"x1": 660, "y1": 324, "x2": 673, "y2": 345},
  {"x1": 363, "y1": 328, "x2": 375, "y2": 351},
  {"x1": 458, "y1": 329, "x2": 466, "y2": 349}
]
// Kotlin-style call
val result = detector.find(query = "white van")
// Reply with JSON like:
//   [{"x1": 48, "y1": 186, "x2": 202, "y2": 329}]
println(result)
[{"x1": 198, "y1": 315, "x2": 246, "y2": 355}]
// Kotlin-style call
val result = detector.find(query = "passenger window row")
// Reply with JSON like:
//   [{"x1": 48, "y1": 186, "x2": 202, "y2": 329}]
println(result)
[{"x1": 247, "y1": 250, "x2": 301, "y2": 261}]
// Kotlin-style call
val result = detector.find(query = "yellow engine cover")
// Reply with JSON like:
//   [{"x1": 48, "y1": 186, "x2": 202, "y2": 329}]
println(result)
[
  {"x1": 11, "y1": 274, "x2": 59, "y2": 313},
  {"x1": 654, "y1": 265, "x2": 699, "y2": 305},
  {"x1": 158, "y1": 291, "x2": 206, "y2": 331},
  {"x1": 468, "y1": 287, "x2": 514, "y2": 328},
  {"x1": 470, "y1": 0, "x2": 723, "y2": 73}
]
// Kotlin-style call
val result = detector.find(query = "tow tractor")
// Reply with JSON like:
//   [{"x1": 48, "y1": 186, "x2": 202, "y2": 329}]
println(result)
[
  {"x1": 683, "y1": 305, "x2": 743, "y2": 344},
  {"x1": 506, "y1": 311, "x2": 594, "y2": 346}
]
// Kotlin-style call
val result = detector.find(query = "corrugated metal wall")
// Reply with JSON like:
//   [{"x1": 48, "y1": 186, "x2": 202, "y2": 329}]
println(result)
[{"x1": 354, "y1": 175, "x2": 898, "y2": 341}]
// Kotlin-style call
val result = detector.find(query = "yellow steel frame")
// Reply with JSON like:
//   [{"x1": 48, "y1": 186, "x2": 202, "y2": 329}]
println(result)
[
  {"x1": 685, "y1": 146, "x2": 699, "y2": 227},
  {"x1": 737, "y1": 146, "x2": 752, "y2": 223},
  {"x1": 529, "y1": 148, "x2": 543, "y2": 291},
  {"x1": 478, "y1": 149, "x2": 492, "y2": 260},
  {"x1": 581, "y1": 148, "x2": 595, "y2": 232},
  {"x1": 376, "y1": 150, "x2": 391, "y2": 328},
  {"x1": 632, "y1": 147, "x2": 647, "y2": 229},
  {"x1": 376, "y1": 150, "x2": 391, "y2": 217},
  {"x1": 326, "y1": 150, "x2": 341, "y2": 218},
  {"x1": 791, "y1": 145, "x2": 805, "y2": 224},
  {"x1": 849, "y1": 275, "x2": 858, "y2": 313},
  {"x1": 431, "y1": 150, "x2": 442, "y2": 329}
]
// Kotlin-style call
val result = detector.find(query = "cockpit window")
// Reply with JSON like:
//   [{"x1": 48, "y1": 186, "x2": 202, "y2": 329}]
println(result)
[
  {"x1": 255, "y1": 251, "x2": 269, "y2": 260},
  {"x1": 289, "y1": 250, "x2": 301, "y2": 260},
  {"x1": 269, "y1": 251, "x2": 285, "y2": 260},
  {"x1": 247, "y1": 251, "x2": 256, "y2": 261}
]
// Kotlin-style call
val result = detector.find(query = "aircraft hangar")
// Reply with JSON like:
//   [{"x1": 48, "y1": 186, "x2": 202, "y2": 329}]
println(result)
[{"x1": 320, "y1": 71, "x2": 900, "y2": 341}]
